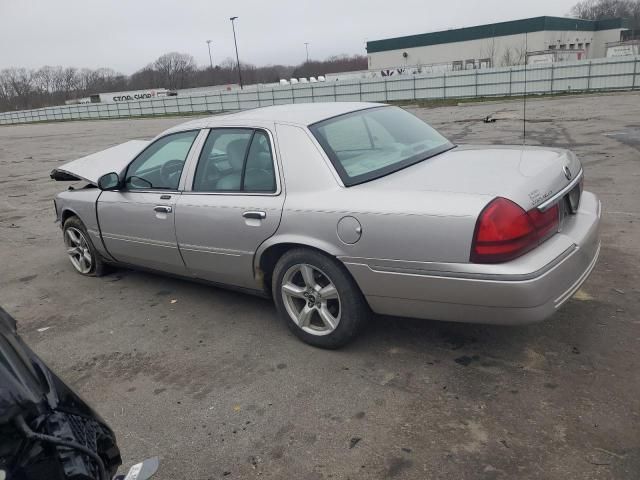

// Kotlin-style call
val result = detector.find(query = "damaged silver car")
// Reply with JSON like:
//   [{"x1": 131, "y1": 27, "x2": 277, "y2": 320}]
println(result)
[{"x1": 51, "y1": 103, "x2": 601, "y2": 348}]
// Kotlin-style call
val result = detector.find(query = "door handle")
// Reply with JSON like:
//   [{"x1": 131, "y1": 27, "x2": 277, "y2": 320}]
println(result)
[
  {"x1": 154, "y1": 205, "x2": 172, "y2": 213},
  {"x1": 242, "y1": 211, "x2": 266, "y2": 220}
]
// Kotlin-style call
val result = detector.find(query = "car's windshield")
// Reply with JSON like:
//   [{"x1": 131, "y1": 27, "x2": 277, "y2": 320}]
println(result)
[{"x1": 309, "y1": 106, "x2": 454, "y2": 186}]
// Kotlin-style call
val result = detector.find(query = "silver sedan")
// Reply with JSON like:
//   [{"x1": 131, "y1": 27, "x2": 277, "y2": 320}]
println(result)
[{"x1": 51, "y1": 103, "x2": 601, "y2": 348}]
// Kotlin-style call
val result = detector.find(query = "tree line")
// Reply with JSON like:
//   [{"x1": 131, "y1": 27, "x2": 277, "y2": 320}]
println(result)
[
  {"x1": 571, "y1": 0, "x2": 640, "y2": 32},
  {"x1": 0, "y1": 53, "x2": 367, "y2": 112}
]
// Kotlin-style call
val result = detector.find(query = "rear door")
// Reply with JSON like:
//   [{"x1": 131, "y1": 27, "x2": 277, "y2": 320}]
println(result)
[
  {"x1": 175, "y1": 127, "x2": 284, "y2": 288},
  {"x1": 97, "y1": 130, "x2": 201, "y2": 275}
]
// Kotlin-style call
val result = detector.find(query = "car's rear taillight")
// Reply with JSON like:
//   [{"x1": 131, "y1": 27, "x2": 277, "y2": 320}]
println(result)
[{"x1": 471, "y1": 197, "x2": 559, "y2": 263}]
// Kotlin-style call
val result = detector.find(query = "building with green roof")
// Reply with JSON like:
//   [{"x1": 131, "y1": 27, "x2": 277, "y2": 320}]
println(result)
[{"x1": 366, "y1": 16, "x2": 629, "y2": 72}]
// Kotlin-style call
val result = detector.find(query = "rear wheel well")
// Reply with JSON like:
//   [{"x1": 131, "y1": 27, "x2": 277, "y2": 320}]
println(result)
[{"x1": 259, "y1": 243, "x2": 338, "y2": 296}]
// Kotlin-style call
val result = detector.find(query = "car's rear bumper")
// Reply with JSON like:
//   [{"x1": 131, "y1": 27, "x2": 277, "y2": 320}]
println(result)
[{"x1": 342, "y1": 191, "x2": 601, "y2": 325}]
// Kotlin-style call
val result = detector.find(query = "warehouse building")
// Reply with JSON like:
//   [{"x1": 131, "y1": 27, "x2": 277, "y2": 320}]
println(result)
[{"x1": 366, "y1": 16, "x2": 629, "y2": 72}]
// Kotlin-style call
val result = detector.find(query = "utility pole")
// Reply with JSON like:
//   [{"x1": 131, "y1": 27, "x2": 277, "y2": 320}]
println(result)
[
  {"x1": 206, "y1": 40, "x2": 213, "y2": 70},
  {"x1": 305, "y1": 42, "x2": 309, "y2": 63},
  {"x1": 206, "y1": 40, "x2": 214, "y2": 85},
  {"x1": 230, "y1": 16, "x2": 243, "y2": 89}
]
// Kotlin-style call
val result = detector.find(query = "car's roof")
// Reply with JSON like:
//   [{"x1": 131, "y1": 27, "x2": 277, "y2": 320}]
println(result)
[{"x1": 167, "y1": 102, "x2": 385, "y2": 133}]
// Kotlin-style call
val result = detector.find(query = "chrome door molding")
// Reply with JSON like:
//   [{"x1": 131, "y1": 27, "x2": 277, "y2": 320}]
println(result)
[
  {"x1": 100, "y1": 232, "x2": 179, "y2": 249},
  {"x1": 178, "y1": 243, "x2": 251, "y2": 256}
]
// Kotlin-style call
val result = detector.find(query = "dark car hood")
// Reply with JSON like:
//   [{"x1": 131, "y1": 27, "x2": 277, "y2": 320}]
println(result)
[{"x1": 0, "y1": 307, "x2": 106, "y2": 424}]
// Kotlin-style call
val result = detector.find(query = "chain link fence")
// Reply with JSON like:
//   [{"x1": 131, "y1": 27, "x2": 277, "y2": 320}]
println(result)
[{"x1": 1, "y1": 56, "x2": 638, "y2": 125}]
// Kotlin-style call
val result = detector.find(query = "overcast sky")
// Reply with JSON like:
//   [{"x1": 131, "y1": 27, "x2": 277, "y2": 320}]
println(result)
[{"x1": 1, "y1": 0, "x2": 578, "y2": 73}]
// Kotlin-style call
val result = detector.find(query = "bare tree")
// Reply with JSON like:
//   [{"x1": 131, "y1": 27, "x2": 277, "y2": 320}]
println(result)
[
  {"x1": 480, "y1": 37, "x2": 498, "y2": 67},
  {"x1": 0, "y1": 68, "x2": 34, "y2": 109},
  {"x1": 572, "y1": 0, "x2": 632, "y2": 18},
  {"x1": 292, "y1": 54, "x2": 367, "y2": 78},
  {"x1": 61, "y1": 67, "x2": 79, "y2": 94},
  {"x1": 571, "y1": 0, "x2": 640, "y2": 36},
  {"x1": 500, "y1": 45, "x2": 526, "y2": 67},
  {"x1": 33, "y1": 66, "x2": 56, "y2": 93},
  {"x1": 153, "y1": 52, "x2": 197, "y2": 89},
  {"x1": 0, "y1": 52, "x2": 369, "y2": 112}
]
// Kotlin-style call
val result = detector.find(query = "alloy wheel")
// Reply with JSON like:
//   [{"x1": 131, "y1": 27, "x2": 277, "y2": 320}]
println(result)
[
  {"x1": 64, "y1": 227, "x2": 93, "y2": 274},
  {"x1": 281, "y1": 263, "x2": 341, "y2": 336}
]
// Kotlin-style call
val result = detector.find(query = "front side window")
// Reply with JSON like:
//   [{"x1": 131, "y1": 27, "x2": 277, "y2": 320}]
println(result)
[
  {"x1": 193, "y1": 129, "x2": 276, "y2": 193},
  {"x1": 309, "y1": 106, "x2": 454, "y2": 186},
  {"x1": 125, "y1": 130, "x2": 199, "y2": 190}
]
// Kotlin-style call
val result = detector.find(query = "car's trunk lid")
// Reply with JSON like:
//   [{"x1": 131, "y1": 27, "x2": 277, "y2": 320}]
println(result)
[
  {"x1": 50, "y1": 140, "x2": 149, "y2": 185},
  {"x1": 367, "y1": 144, "x2": 582, "y2": 211}
]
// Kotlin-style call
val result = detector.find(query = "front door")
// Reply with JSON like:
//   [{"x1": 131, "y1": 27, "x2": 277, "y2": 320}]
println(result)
[
  {"x1": 175, "y1": 128, "x2": 284, "y2": 288},
  {"x1": 98, "y1": 130, "x2": 200, "y2": 275}
]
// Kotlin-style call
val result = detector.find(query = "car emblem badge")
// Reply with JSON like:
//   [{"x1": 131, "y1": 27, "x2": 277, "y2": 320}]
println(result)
[
  {"x1": 563, "y1": 165, "x2": 572, "y2": 180},
  {"x1": 303, "y1": 291, "x2": 316, "y2": 308}
]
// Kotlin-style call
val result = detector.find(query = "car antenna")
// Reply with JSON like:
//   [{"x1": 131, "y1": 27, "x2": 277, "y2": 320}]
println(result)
[{"x1": 522, "y1": 31, "x2": 528, "y2": 146}]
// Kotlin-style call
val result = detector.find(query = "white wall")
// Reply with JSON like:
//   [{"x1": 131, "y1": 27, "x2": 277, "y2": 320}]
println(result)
[
  {"x1": 592, "y1": 29, "x2": 626, "y2": 57},
  {"x1": 3, "y1": 55, "x2": 639, "y2": 125},
  {"x1": 368, "y1": 29, "x2": 624, "y2": 70}
]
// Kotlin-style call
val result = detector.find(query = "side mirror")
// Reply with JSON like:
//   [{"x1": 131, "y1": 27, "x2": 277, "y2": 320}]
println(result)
[{"x1": 97, "y1": 172, "x2": 120, "y2": 190}]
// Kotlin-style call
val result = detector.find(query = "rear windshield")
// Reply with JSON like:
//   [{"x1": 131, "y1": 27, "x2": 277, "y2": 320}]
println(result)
[{"x1": 309, "y1": 106, "x2": 454, "y2": 186}]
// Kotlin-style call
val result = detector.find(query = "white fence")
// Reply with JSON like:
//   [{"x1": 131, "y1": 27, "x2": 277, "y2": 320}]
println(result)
[{"x1": 1, "y1": 56, "x2": 639, "y2": 126}]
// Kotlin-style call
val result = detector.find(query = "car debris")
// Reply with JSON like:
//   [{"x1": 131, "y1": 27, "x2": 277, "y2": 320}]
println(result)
[{"x1": 0, "y1": 306, "x2": 159, "y2": 480}]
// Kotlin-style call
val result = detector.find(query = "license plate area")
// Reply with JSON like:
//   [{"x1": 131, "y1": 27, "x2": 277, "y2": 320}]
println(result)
[
  {"x1": 559, "y1": 183, "x2": 582, "y2": 230},
  {"x1": 567, "y1": 183, "x2": 582, "y2": 213}
]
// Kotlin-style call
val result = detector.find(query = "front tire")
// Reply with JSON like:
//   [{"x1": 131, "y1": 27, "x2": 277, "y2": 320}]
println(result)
[
  {"x1": 62, "y1": 216, "x2": 107, "y2": 277},
  {"x1": 272, "y1": 248, "x2": 368, "y2": 349}
]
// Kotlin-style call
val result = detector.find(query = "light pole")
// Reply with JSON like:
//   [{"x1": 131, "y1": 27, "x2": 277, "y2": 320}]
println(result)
[
  {"x1": 206, "y1": 40, "x2": 213, "y2": 70},
  {"x1": 206, "y1": 40, "x2": 214, "y2": 85},
  {"x1": 229, "y1": 16, "x2": 243, "y2": 89},
  {"x1": 304, "y1": 42, "x2": 309, "y2": 63}
]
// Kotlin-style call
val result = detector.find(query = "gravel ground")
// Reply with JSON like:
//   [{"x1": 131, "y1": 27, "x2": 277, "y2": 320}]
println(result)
[{"x1": 1, "y1": 92, "x2": 639, "y2": 479}]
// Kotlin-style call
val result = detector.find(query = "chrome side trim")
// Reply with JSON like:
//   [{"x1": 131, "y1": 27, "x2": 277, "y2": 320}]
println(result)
[
  {"x1": 178, "y1": 244, "x2": 250, "y2": 257},
  {"x1": 101, "y1": 188, "x2": 179, "y2": 195},
  {"x1": 180, "y1": 191, "x2": 281, "y2": 197},
  {"x1": 342, "y1": 245, "x2": 577, "y2": 282},
  {"x1": 537, "y1": 169, "x2": 583, "y2": 212},
  {"x1": 101, "y1": 233, "x2": 177, "y2": 249}
]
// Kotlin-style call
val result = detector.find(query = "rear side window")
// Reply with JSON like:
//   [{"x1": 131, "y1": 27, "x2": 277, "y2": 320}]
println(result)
[
  {"x1": 243, "y1": 132, "x2": 276, "y2": 192},
  {"x1": 193, "y1": 129, "x2": 276, "y2": 193}
]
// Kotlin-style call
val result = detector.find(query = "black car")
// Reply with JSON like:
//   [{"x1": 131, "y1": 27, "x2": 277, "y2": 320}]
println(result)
[{"x1": 0, "y1": 306, "x2": 130, "y2": 480}]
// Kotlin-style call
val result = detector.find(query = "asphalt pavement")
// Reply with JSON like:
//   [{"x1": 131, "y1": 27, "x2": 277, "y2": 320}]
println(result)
[{"x1": 1, "y1": 92, "x2": 639, "y2": 479}]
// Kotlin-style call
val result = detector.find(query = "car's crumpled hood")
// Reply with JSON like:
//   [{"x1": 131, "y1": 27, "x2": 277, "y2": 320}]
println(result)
[
  {"x1": 366, "y1": 144, "x2": 582, "y2": 210},
  {"x1": 50, "y1": 140, "x2": 149, "y2": 185}
]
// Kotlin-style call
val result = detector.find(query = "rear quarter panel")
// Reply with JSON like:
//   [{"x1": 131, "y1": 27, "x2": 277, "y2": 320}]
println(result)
[{"x1": 259, "y1": 123, "x2": 491, "y2": 268}]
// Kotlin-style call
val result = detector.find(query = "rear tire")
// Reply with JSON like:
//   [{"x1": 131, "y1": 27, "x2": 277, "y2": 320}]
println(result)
[
  {"x1": 272, "y1": 248, "x2": 368, "y2": 349},
  {"x1": 62, "y1": 216, "x2": 108, "y2": 277}
]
